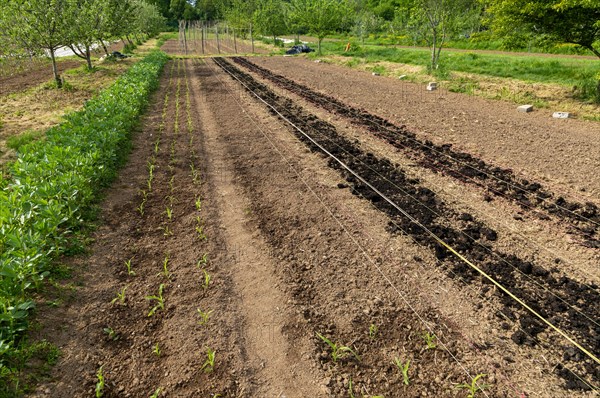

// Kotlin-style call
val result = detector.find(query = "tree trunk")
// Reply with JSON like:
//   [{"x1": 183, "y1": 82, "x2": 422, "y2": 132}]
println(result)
[
  {"x1": 85, "y1": 45, "x2": 92, "y2": 69},
  {"x1": 431, "y1": 29, "x2": 437, "y2": 70},
  {"x1": 100, "y1": 39, "x2": 109, "y2": 56},
  {"x1": 273, "y1": 34, "x2": 277, "y2": 47},
  {"x1": 50, "y1": 49, "x2": 62, "y2": 88},
  {"x1": 250, "y1": 24, "x2": 254, "y2": 54},
  {"x1": 126, "y1": 35, "x2": 133, "y2": 45},
  {"x1": 318, "y1": 38, "x2": 323, "y2": 55}
]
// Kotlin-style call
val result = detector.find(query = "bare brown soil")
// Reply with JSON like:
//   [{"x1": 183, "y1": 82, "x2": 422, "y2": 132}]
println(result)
[
  {"x1": 0, "y1": 60, "x2": 82, "y2": 96},
  {"x1": 27, "y1": 53, "x2": 599, "y2": 397}
]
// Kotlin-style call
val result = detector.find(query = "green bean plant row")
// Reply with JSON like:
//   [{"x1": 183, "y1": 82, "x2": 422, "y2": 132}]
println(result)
[{"x1": 0, "y1": 51, "x2": 169, "y2": 375}]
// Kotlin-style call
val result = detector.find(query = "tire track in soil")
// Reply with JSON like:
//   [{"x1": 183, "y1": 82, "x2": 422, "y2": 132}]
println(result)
[
  {"x1": 214, "y1": 57, "x2": 600, "y2": 391},
  {"x1": 232, "y1": 57, "x2": 600, "y2": 250},
  {"x1": 189, "y1": 58, "x2": 322, "y2": 397}
]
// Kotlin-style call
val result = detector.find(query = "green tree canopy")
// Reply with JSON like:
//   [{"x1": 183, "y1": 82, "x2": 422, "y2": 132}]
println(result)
[
  {"x1": 290, "y1": 0, "x2": 350, "y2": 54},
  {"x1": 486, "y1": 0, "x2": 600, "y2": 58}
]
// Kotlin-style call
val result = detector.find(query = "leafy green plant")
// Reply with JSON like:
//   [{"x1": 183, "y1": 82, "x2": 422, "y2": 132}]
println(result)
[
  {"x1": 125, "y1": 258, "x2": 135, "y2": 276},
  {"x1": 369, "y1": 324, "x2": 378, "y2": 340},
  {"x1": 457, "y1": 374, "x2": 489, "y2": 398},
  {"x1": 150, "y1": 388, "x2": 161, "y2": 398},
  {"x1": 165, "y1": 206, "x2": 173, "y2": 221},
  {"x1": 111, "y1": 286, "x2": 127, "y2": 305},
  {"x1": 145, "y1": 284, "x2": 165, "y2": 316},
  {"x1": 153, "y1": 343, "x2": 161, "y2": 357},
  {"x1": 197, "y1": 308, "x2": 213, "y2": 325},
  {"x1": 95, "y1": 365, "x2": 105, "y2": 397},
  {"x1": 103, "y1": 327, "x2": 120, "y2": 341},
  {"x1": 393, "y1": 358, "x2": 410, "y2": 385},
  {"x1": 159, "y1": 254, "x2": 171, "y2": 279},
  {"x1": 197, "y1": 253, "x2": 209, "y2": 268},
  {"x1": 201, "y1": 269, "x2": 211, "y2": 291},
  {"x1": 316, "y1": 332, "x2": 360, "y2": 363},
  {"x1": 422, "y1": 332, "x2": 436, "y2": 349},
  {"x1": 195, "y1": 196, "x2": 202, "y2": 211},
  {"x1": 201, "y1": 347, "x2": 216, "y2": 372}
]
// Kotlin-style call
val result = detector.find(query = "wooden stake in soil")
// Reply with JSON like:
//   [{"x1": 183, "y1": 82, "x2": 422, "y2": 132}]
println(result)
[{"x1": 215, "y1": 23, "x2": 220, "y2": 54}]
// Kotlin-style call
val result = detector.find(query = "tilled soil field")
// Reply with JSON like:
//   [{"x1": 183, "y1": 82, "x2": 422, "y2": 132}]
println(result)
[{"x1": 30, "y1": 54, "x2": 599, "y2": 398}]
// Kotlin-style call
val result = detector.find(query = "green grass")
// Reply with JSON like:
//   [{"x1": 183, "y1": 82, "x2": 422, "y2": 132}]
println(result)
[
  {"x1": 6, "y1": 130, "x2": 44, "y2": 151},
  {"x1": 320, "y1": 41, "x2": 599, "y2": 85}
]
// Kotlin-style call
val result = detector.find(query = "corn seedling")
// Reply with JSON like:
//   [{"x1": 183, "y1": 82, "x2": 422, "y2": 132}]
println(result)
[
  {"x1": 111, "y1": 286, "x2": 127, "y2": 305},
  {"x1": 422, "y1": 332, "x2": 436, "y2": 350},
  {"x1": 125, "y1": 258, "x2": 135, "y2": 276},
  {"x1": 201, "y1": 347, "x2": 216, "y2": 372},
  {"x1": 369, "y1": 324, "x2": 378, "y2": 340},
  {"x1": 457, "y1": 374, "x2": 489, "y2": 398},
  {"x1": 154, "y1": 139, "x2": 160, "y2": 154},
  {"x1": 201, "y1": 269, "x2": 211, "y2": 291},
  {"x1": 165, "y1": 206, "x2": 173, "y2": 221},
  {"x1": 153, "y1": 343, "x2": 161, "y2": 357},
  {"x1": 150, "y1": 388, "x2": 161, "y2": 398},
  {"x1": 196, "y1": 254, "x2": 209, "y2": 268},
  {"x1": 197, "y1": 308, "x2": 213, "y2": 325},
  {"x1": 163, "y1": 225, "x2": 173, "y2": 236},
  {"x1": 393, "y1": 358, "x2": 410, "y2": 385},
  {"x1": 168, "y1": 174, "x2": 175, "y2": 191},
  {"x1": 103, "y1": 327, "x2": 119, "y2": 341},
  {"x1": 146, "y1": 284, "x2": 165, "y2": 316},
  {"x1": 195, "y1": 196, "x2": 202, "y2": 211},
  {"x1": 159, "y1": 254, "x2": 171, "y2": 279},
  {"x1": 95, "y1": 366, "x2": 105, "y2": 397},
  {"x1": 137, "y1": 200, "x2": 146, "y2": 216},
  {"x1": 316, "y1": 332, "x2": 360, "y2": 363},
  {"x1": 348, "y1": 377, "x2": 355, "y2": 398}
]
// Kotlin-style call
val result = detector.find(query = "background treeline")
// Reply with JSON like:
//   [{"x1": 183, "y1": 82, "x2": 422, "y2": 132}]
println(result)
[{"x1": 159, "y1": 0, "x2": 599, "y2": 61}]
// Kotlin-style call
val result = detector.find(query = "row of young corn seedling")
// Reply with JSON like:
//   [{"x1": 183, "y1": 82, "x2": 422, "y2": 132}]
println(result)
[
  {"x1": 0, "y1": 51, "x2": 168, "y2": 382},
  {"x1": 318, "y1": 326, "x2": 488, "y2": 397},
  {"x1": 138, "y1": 61, "x2": 177, "y2": 217}
]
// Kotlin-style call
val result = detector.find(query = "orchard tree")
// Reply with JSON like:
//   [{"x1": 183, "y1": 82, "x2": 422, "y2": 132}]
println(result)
[
  {"x1": 486, "y1": 0, "x2": 600, "y2": 59},
  {"x1": 66, "y1": 0, "x2": 106, "y2": 69},
  {"x1": 290, "y1": 0, "x2": 351, "y2": 55},
  {"x1": 134, "y1": 0, "x2": 166, "y2": 36},
  {"x1": 254, "y1": 0, "x2": 288, "y2": 45},
  {"x1": 0, "y1": 0, "x2": 71, "y2": 87},
  {"x1": 353, "y1": 10, "x2": 382, "y2": 43},
  {"x1": 396, "y1": 0, "x2": 477, "y2": 70}
]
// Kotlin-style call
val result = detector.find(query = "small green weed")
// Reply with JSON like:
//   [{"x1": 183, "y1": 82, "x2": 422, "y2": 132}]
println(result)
[{"x1": 422, "y1": 332, "x2": 436, "y2": 349}]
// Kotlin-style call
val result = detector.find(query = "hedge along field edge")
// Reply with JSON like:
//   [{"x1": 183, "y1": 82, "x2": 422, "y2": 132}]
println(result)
[{"x1": 0, "y1": 50, "x2": 169, "y2": 380}]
